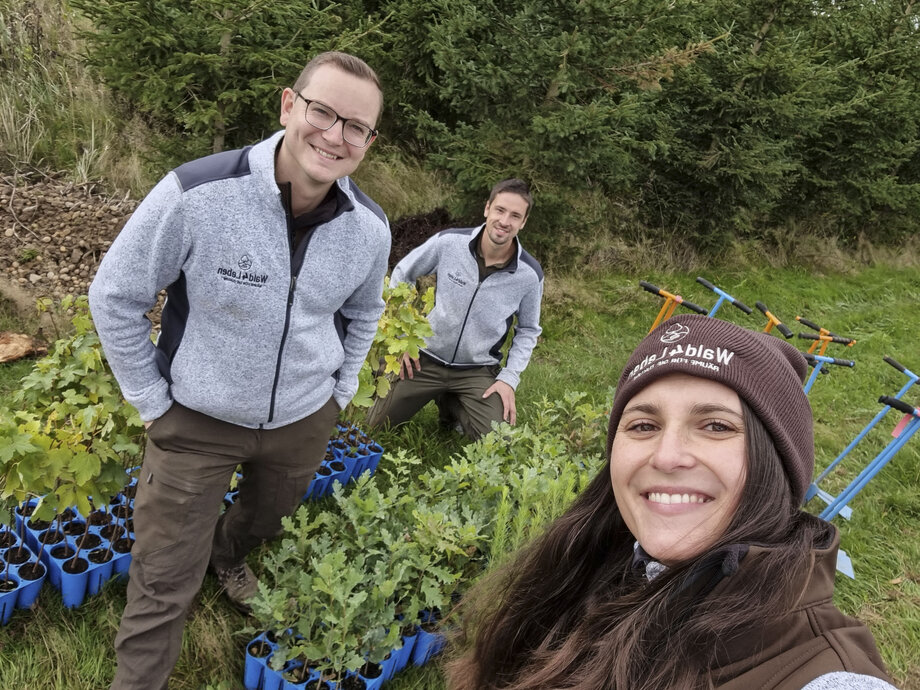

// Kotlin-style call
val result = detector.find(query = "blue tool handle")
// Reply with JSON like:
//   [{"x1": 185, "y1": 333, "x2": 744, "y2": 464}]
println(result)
[
  {"x1": 697, "y1": 276, "x2": 751, "y2": 314},
  {"x1": 804, "y1": 353, "x2": 855, "y2": 367},
  {"x1": 878, "y1": 396, "x2": 916, "y2": 415}
]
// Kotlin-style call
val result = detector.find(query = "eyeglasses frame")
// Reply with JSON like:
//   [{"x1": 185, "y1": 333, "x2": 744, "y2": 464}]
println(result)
[{"x1": 293, "y1": 92, "x2": 378, "y2": 148}]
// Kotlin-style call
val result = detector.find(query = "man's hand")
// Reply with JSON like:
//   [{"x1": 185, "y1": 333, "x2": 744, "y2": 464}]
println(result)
[
  {"x1": 483, "y1": 380, "x2": 516, "y2": 425},
  {"x1": 399, "y1": 352, "x2": 422, "y2": 380}
]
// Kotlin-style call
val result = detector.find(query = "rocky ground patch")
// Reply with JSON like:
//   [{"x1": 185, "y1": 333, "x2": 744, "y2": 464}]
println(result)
[{"x1": 1, "y1": 172, "x2": 135, "y2": 316}]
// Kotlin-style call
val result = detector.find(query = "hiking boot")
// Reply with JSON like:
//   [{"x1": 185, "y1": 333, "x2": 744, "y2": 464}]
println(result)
[{"x1": 213, "y1": 561, "x2": 259, "y2": 614}]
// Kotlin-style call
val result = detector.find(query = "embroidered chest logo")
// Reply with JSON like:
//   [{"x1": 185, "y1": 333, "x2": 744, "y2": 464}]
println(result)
[
  {"x1": 217, "y1": 255, "x2": 269, "y2": 288},
  {"x1": 447, "y1": 271, "x2": 468, "y2": 287}
]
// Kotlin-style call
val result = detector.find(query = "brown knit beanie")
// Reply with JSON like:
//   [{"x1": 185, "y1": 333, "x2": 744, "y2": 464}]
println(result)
[{"x1": 606, "y1": 314, "x2": 814, "y2": 505}]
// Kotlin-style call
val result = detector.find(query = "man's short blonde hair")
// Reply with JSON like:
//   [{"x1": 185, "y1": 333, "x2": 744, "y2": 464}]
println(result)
[{"x1": 293, "y1": 51, "x2": 382, "y2": 113}]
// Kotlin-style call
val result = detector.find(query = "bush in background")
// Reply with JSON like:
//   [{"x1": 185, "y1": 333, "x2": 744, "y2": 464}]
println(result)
[{"x1": 3, "y1": 0, "x2": 919, "y2": 263}]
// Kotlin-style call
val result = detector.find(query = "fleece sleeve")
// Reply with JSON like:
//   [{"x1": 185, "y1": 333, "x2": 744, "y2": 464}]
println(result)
[
  {"x1": 496, "y1": 275, "x2": 544, "y2": 390},
  {"x1": 331, "y1": 227, "x2": 391, "y2": 409},
  {"x1": 389, "y1": 232, "x2": 443, "y2": 285},
  {"x1": 801, "y1": 672, "x2": 897, "y2": 689},
  {"x1": 88, "y1": 173, "x2": 191, "y2": 422}
]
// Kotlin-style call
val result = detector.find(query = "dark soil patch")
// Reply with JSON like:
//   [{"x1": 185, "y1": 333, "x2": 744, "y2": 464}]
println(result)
[
  {"x1": 88, "y1": 548, "x2": 113, "y2": 565},
  {"x1": 388, "y1": 208, "x2": 455, "y2": 270},
  {"x1": 18, "y1": 561, "x2": 45, "y2": 580},
  {"x1": 100, "y1": 524, "x2": 125, "y2": 541},
  {"x1": 4, "y1": 547, "x2": 30, "y2": 565},
  {"x1": 87, "y1": 510, "x2": 112, "y2": 526},
  {"x1": 63, "y1": 520, "x2": 87, "y2": 536}
]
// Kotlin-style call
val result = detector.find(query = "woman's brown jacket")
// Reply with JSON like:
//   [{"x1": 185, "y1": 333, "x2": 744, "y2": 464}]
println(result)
[{"x1": 710, "y1": 518, "x2": 892, "y2": 689}]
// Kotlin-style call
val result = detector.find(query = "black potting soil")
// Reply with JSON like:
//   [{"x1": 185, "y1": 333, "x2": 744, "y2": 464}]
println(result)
[
  {"x1": 62, "y1": 557, "x2": 89, "y2": 574},
  {"x1": 38, "y1": 529, "x2": 65, "y2": 545},
  {"x1": 63, "y1": 520, "x2": 87, "y2": 536},
  {"x1": 50, "y1": 544, "x2": 76, "y2": 559},
  {"x1": 100, "y1": 525, "x2": 125, "y2": 540},
  {"x1": 3, "y1": 547, "x2": 30, "y2": 565},
  {"x1": 88, "y1": 548, "x2": 113, "y2": 564},
  {"x1": 247, "y1": 641, "x2": 272, "y2": 658},
  {"x1": 17, "y1": 561, "x2": 45, "y2": 580},
  {"x1": 88, "y1": 510, "x2": 112, "y2": 526},
  {"x1": 76, "y1": 534, "x2": 102, "y2": 550},
  {"x1": 112, "y1": 537, "x2": 134, "y2": 553},
  {"x1": 338, "y1": 675, "x2": 366, "y2": 690},
  {"x1": 113, "y1": 505, "x2": 133, "y2": 519}
]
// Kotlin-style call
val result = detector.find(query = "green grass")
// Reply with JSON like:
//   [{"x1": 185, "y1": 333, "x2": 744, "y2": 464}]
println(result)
[
  {"x1": 1, "y1": 257, "x2": 919, "y2": 688},
  {"x1": 524, "y1": 261, "x2": 920, "y2": 688},
  {"x1": 0, "y1": 296, "x2": 37, "y2": 399}
]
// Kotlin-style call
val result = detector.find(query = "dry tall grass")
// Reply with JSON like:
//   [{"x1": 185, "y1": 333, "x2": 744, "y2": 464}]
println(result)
[{"x1": 0, "y1": 0, "x2": 153, "y2": 196}]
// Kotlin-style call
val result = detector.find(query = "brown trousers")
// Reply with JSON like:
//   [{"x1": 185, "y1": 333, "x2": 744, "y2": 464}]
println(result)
[
  {"x1": 110, "y1": 398, "x2": 339, "y2": 690},
  {"x1": 365, "y1": 353, "x2": 504, "y2": 440}
]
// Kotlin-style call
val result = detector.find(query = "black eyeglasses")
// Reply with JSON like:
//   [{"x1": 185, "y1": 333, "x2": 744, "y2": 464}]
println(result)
[{"x1": 294, "y1": 92, "x2": 377, "y2": 148}]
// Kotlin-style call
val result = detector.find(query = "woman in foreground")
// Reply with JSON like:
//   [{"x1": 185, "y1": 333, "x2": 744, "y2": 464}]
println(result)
[{"x1": 448, "y1": 314, "x2": 896, "y2": 689}]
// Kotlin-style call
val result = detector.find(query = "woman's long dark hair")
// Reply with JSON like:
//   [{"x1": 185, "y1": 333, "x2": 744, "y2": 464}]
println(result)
[{"x1": 447, "y1": 401, "x2": 829, "y2": 690}]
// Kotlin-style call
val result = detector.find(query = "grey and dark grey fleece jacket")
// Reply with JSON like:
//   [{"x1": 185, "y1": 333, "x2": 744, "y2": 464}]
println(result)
[
  {"x1": 390, "y1": 225, "x2": 543, "y2": 390},
  {"x1": 89, "y1": 130, "x2": 390, "y2": 428}
]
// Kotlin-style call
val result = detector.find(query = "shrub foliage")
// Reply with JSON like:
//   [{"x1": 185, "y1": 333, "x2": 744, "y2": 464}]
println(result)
[
  {"x1": 248, "y1": 392, "x2": 609, "y2": 679},
  {"x1": 68, "y1": 0, "x2": 920, "y2": 251}
]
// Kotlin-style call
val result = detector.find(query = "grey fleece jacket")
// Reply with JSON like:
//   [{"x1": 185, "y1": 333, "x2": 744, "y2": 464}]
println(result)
[
  {"x1": 390, "y1": 225, "x2": 543, "y2": 390},
  {"x1": 89, "y1": 130, "x2": 390, "y2": 428},
  {"x1": 802, "y1": 673, "x2": 897, "y2": 689}
]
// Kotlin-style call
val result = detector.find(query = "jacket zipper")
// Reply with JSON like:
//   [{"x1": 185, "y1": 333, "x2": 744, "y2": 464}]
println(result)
[
  {"x1": 449, "y1": 278, "x2": 486, "y2": 363},
  {"x1": 266, "y1": 202, "x2": 298, "y2": 424}
]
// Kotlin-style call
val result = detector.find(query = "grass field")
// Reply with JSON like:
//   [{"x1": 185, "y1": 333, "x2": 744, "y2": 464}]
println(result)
[{"x1": 1, "y1": 257, "x2": 919, "y2": 689}]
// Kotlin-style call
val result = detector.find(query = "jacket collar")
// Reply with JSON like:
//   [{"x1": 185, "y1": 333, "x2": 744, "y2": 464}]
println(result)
[
  {"x1": 469, "y1": 224, "x2": 521, "y2": 272},
  {"x1": 632, "y1": 540, "x2": 751, "y2": 590},
  {"x1": 710, "y1": 514, "x2": 838, "y2": 607},
  {"x1": 253, "y1": 130, "x2": 355, "y2": 215}
]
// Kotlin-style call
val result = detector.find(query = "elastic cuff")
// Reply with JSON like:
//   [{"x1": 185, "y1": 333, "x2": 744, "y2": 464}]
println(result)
[{"x1": 495, "y1": 370, "x2": 520, "y2": 390}]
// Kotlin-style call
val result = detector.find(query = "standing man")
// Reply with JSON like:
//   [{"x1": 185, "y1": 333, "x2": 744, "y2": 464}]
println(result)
[
  {"x1": 88, "y1": 51, "x2": 390, "y2": 689},
  {"x1": 367, "y1": 179, "x2": 543, "y2": 440}
]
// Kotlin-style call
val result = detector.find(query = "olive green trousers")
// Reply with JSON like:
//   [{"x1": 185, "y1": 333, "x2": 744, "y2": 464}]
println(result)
[
  {"x1": 110, "y1": 398, "x2": 338, "y2": 690},
  {"x1": 366, "y1": 353, "x2": 504, "y2": 440}
]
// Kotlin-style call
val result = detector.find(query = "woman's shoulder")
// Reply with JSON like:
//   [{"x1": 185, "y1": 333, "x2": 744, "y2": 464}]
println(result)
[{"x1": 802, "y1": 672, "x2": 898, "y2": 690}]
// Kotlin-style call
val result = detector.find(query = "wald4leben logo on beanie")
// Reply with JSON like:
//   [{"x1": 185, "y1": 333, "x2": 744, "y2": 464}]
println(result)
[{"x1": 607, "y1": 314, "x2": 815, "y2": 505}]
